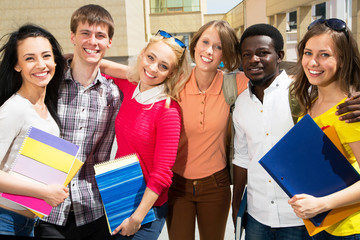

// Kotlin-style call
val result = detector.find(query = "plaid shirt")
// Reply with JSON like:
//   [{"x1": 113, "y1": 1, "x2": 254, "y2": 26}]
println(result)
[{"x1": 41, "y1": 64, "x2": 122, "y2": 226}]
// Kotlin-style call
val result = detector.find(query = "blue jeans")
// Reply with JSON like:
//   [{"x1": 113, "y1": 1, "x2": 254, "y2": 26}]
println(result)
[
  {"x1": 245, "y1": 214, "x2": 312, "y2": 240},
  {"x1": 114, "y1": 202, "x2": 167, "y2": 240},
  {"x1": 312, "y1": 231, "x2": 360, "y2": 240},
  {"x1": 0, "y1": 207, "x2": 36, "y2": 237}
]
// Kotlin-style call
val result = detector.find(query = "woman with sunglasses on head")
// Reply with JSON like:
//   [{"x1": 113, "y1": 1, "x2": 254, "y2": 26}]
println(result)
[
  {"x1": 0, "y1": 24, "x2": 68, "y2": 237},
  {"x1": 103, "y1": 30, "x2": 191, "y2": 240},
  {"x1": 289, "y1": 18, "x2": 360, "y2": 239}
]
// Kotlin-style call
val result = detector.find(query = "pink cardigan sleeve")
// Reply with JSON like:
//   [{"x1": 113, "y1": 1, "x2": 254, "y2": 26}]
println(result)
[{"x1": 146, "y1": 101, "x2": 181, "y2": 195}]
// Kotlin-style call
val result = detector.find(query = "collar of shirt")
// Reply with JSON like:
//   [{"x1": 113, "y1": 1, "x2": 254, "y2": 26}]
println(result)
[
  {"x1": 185, "y1": 68, "x2": 223, "y2": 95},
  {"x1": 64, "y1": 59, "x2": 106, "y2": 90},
  {"x1": 247, "y1": 70, "x2": 288, "y2": 99},
  {"x1": 131, "y1": 81, "x2": 167, "y2": 105}
]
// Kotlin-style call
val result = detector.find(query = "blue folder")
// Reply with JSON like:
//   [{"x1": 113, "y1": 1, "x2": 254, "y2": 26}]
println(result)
[
  {"x1": 258, "y1": 114, "x2": 360, "y2": 227},
  {"x1": 235, "y1": 186, "x2": 247, "y2": 240}
]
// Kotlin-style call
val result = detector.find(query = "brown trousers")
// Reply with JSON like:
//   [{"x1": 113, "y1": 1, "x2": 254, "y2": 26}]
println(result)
[{"x1": 167, "y1": 168, "x2": 231, "y2": 240}]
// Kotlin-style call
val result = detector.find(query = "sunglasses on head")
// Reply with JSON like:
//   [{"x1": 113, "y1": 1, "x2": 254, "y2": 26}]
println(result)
[
  {"x1": 308, "y1": 18, "x2": 349, "y2": 39},
  {"x1": 156, "y1": 30, "x2": 186, "y2": 49}
]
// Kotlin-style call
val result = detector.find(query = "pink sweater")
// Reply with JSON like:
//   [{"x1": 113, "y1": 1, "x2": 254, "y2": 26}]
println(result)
[{"x1": 113, "y1": 79, "x2": 181, "y2": 206}]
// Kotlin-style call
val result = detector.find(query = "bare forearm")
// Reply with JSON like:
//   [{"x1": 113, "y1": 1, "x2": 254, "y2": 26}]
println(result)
[
  {"x1": 131, "y1": 187, "x2": 159, "y2": 223},
  {"x1": 100, "y1": 59, "x2": 129, "y2": 79}
]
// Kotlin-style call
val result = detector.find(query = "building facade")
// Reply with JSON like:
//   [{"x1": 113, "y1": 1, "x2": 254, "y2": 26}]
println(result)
[{"x1": 0, "y1": 0, "x2": 359, "y2": 62}]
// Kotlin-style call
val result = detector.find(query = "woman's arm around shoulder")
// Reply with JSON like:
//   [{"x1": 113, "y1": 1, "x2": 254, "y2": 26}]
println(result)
[{"x1": 100, "y1": 59, "x2": 129, "y2": 79}]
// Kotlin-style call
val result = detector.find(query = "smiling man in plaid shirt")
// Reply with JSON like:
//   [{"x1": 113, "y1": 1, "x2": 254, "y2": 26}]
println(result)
[{"x1": 35, "y1": 4, "x2": 122, "y2": 240}]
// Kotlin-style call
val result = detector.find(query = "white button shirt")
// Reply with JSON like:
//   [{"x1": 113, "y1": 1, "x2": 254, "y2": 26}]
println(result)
[{"x1": 232, "y1": 71, "x2": 304, "y2": 227}]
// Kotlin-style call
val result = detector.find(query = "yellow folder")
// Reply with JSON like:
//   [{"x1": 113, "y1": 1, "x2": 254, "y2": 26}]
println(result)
[{"x1": 303, "y1": 125, "x2": 360, "y2": 236}]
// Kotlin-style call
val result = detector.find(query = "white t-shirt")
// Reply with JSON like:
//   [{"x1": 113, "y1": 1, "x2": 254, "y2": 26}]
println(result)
[{"x1": 0, "y1": 94, "x2": 59, "y2": 210}]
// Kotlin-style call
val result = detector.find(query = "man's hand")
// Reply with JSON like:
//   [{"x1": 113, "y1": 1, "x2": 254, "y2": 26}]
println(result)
[{"x1": 336, "y1": 92, "x2": 360, "y2": 123}]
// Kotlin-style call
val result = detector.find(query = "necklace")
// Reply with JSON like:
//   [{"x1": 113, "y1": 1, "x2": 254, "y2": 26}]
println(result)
[{"x1": 196, "y1": 82, "x2": 207, "y2": 94}]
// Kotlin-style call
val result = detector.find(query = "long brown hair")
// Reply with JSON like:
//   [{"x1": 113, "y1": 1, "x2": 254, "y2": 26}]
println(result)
[{"x1": 291, "y1": 21, "x2": 360, "y2": 115}]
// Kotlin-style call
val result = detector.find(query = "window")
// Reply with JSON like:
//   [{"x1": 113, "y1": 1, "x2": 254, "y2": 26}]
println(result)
[
  {"x1": 315, "y1": 2, "x2": 326, "y2": 19},
  {"x1": 150, "y1": 0, "x2": 200, "y2": 13},
  {"x1": 288, "y1": 11, "x2": 297, "y2": 31}
]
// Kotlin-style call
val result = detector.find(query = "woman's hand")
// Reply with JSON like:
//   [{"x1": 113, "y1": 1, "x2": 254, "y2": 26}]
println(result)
[
  {"x1": 43, "y1": 184, "x2": 69, "y2": 207},
  {"x1": 112, "y1": 216, "x2": 141, "y2": 236},
  {"x1": 288, "y1": 194, "x2": 328, "y2": 219},
  {"x1": 336, "y1": 92, "x2": 360, "y2": 123}
]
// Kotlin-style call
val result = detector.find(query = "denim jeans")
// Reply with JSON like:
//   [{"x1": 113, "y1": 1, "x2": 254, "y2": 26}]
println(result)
[
  {"x1": 312, "y1": 231, "x2": 360, "y2": 240},
  {"x1": 245, "y1": 214, "x2": 312, "y2": 240},
  {"x1": 0, "y1": 207, "x2": 35, "y2": 237},
  {"x1": 114, "y1": 202, "x2": 167, "y2": 240}
]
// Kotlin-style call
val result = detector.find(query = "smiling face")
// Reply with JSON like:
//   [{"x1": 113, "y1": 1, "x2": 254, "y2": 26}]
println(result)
[
  {"x1": 14, "y1": 36, "x2": 56, "y2": 89},
  {"x1": 138, "y1": 41, "x2": 177, "y2": 92},
  {"x1": 302, "y1": 33, "x2": 339, "y2": 88},
  {"x1": 193, "y1": 26, "x2": 223, "y2": 72},
  {"x1": 71, "y1": 21, "x2": 112, "y2": 65},
  {"x1": 240, "y1": 35, "x2": 283, "y2": 87}
]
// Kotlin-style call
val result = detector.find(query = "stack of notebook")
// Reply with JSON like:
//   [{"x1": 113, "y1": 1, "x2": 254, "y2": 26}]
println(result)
[
  {"x1": 1, "y1": 126, "x2": 83, "y2": 217},
  {"x1": 94, "y1": 153, "x2": 155, "y2": 234}
]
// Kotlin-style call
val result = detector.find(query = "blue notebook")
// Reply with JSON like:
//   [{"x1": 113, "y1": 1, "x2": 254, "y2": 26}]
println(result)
[
  {"x1": 94, "y1": 153, "x2": 156, "y2": 234},
  {"x1": 235, "y1": 186, "x2": 247, "y2": 240},
  {"x1": 259, "y1": 114, "x2": 360, "y2": 227}
]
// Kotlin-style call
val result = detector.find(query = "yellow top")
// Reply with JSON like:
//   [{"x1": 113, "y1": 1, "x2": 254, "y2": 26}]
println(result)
[{"x1": 300, "y1": 98, "x2": 360, "y2": 236}]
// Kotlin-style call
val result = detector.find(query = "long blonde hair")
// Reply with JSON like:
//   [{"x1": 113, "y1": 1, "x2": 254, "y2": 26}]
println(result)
[{"x1": 127, "y1": 35, "x2": 191, "y2": 101}]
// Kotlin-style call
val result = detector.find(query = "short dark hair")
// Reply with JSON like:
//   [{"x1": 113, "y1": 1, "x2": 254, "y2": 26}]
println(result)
[
  {"x1": 239, "y1": 24, "x2": 284, "y2": 53},
  {"x1": 71, "y1": 4, "x2": 114, "y2": 39},
  {"x1": 0, "y1": 24, "x2": 65, "y2": 128}
]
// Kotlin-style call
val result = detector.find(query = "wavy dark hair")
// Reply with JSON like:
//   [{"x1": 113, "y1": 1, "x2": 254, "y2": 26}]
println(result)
[{"x1": 0, "y1": 24, "x2": 65, "y2": 128}]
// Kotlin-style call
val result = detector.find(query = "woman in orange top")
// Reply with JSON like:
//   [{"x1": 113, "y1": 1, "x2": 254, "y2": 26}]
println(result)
[{"x1": 166, "y1": 20, "x2": 248, "y2": 240}]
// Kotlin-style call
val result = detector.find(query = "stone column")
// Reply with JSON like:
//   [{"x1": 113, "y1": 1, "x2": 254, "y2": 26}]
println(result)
[
  {"x1": 297, "y1": 6, "x2": 312, "y2": 44},
  {"x1": 274, "y1": 13, "x2": 287, "y2": 60}
]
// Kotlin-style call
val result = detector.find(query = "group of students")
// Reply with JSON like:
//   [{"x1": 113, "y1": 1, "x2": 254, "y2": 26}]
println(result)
[{"x1": 1, "y1": 3, "x2": 360, "y2": 240}]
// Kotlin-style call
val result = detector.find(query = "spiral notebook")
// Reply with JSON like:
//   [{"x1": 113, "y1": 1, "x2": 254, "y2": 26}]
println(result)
[
  {"x1": 1, "y1": 126, "x2": 81, "y2": 217},
  {"x1": 94, "y1": 153, "x2": 156, "y2": 234},
  {"x1": 258, "y1": 114, "x2": 360, "y2": 229}
]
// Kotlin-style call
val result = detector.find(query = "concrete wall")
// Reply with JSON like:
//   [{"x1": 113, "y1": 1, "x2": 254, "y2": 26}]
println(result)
[
  {"x1": 149, "y1": 11, "x2": 203, "y2": 34},
  {"x1": 223, "y1": 2, "x2": 244, "y2": 37},
  {"x1": 0, "y1": 0, "x2": 135, "y2": 57},
  {"x1": 267, "y1": 0, "x2": 314, "y2": 16},
  {"x1": 245, "y1": 0, "x2": 267, "y2": 27}
]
